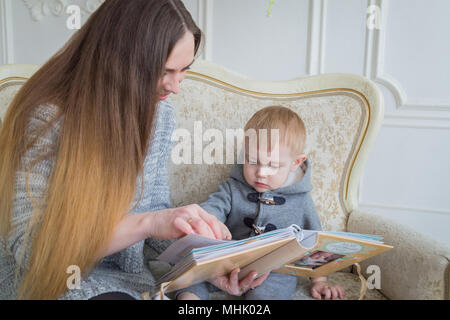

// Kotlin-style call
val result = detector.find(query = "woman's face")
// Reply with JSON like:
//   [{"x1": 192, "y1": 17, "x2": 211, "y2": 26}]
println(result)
[{"x1": 157, "y1": 32, "x2": 196, "y2": 101}]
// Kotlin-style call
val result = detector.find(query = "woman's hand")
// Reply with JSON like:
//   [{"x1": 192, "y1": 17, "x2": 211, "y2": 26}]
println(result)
[
  {"x1": 101, "y1": 204, "x2": 230, "y2": 259},
  {"x1": 148, "y1": 204, "x2": 232, "y2": 241},
  {"x1": 208, "y1": 268, "x2": 271, "y2": 296}
]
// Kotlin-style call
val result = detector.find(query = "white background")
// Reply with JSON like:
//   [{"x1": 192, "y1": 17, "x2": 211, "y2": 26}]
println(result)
[{"x1": 1, "y1": 0, "x2": 449, "y2": 245}]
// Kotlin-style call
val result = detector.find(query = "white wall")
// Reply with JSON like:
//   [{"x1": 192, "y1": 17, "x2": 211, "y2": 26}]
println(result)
[
  {"x1": 211, "y1": 0, "x2": 310, "y2": 80},
  {"x1": 1, "y1": 0, "x2": 449, "y2": 244}
]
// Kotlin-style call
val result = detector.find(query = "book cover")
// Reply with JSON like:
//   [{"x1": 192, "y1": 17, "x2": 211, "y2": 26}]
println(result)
[{"x1": 275, "y1": 232, "x2": 393, "y2": 278}]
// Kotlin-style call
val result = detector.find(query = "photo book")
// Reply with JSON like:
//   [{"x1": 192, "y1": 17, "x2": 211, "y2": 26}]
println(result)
[{"x1": 154, "y1": 225, "x2": 393, "y2": 295}]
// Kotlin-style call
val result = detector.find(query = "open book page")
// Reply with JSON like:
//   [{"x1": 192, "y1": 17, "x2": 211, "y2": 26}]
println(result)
[
  {"x1": 157, "y1": 226, "x2": 298, "y2": 265},
  {"x1": 322, "y1": 231, "x2": 384, "y2": 243},
  {"x1": 157, "y1": 233, "x2": 229, "y2": 265},
  {"x1": 192, "y1": 229, "x2": 297, "y2": 261}
]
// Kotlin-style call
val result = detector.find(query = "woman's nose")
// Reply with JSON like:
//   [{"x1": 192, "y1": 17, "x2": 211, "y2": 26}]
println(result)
[
  {"x1": 165, "y1": 73, "x2": 184, "y2": 95},
  {"x1": 165, "y1": 80, "x2": 179, "y2": 95}
]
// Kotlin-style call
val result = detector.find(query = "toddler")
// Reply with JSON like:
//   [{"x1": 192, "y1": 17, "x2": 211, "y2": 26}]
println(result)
[{"x1": 177, "y1": 106, "x2": 345, "y2": 300}]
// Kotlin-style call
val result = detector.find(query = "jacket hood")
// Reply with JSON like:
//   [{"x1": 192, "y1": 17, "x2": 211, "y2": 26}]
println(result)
[{"x1": 230, "y1": 159, "x2": 313, "y2": 195}]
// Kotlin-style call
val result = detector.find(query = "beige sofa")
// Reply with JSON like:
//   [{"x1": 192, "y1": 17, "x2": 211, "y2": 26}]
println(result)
[{"x1": 1, "y1": 62, "x2": 448, "y2": 300}]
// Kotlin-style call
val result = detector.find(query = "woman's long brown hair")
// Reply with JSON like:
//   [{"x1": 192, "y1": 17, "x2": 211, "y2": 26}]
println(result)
[{"x1": 0, "y1": 0, "x2": 202, "y2": 300}]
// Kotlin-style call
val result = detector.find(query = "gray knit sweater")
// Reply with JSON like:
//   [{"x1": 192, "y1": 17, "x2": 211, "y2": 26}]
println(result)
[{"x1": 0, "y1": 100, "x2": 176, "y2": 300}]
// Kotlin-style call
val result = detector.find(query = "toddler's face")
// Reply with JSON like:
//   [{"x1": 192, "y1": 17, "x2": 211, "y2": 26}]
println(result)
[{"x1": 243, "y1": 143, "x2": 305, "y2": 193}]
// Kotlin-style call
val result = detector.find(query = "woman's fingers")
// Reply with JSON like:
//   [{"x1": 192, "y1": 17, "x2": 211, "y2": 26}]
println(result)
[
  {"x1": 197, "y1": 207, "x2": 231, "y2": 240},
  {"x1": 189, "y1": 217, "x2": 216, "y2": 239},
  {"x1": 152, "y1": 205, "x2": 230, "y2": 240},
  {"x1": 196, "y1": 208, "x2": 223, "y2": 240},
  {"x1": 172, "y1": 205, "x2": 216, "y2": 239},
  {"x1": 173, "y1": 216, "x2": 194, "y2": 236},
  {"x1": 217, "y1": 222, "x2": 232, "y2": 240}
]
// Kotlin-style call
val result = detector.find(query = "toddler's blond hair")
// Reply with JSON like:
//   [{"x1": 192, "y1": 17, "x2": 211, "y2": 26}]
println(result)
[{"x1": 244, "y1": 106, "x2": 306, "y2": 155}]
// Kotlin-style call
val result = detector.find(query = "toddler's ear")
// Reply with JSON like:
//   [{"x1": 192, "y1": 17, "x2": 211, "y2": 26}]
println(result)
[
  {"x1": 291, "y1": 154, "x2": 307, "y2": 171},
  {"x1": 299, "y1": 154, "x2": 307, "y2": 163}
]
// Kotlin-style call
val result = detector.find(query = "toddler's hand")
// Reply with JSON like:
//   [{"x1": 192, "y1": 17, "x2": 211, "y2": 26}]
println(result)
[
  {"x1": 208, "y1": 268, "x2": 270, "y2": 297},
  {"x1": 310, "y1": 279, "x2": 345, "y2": 300}
]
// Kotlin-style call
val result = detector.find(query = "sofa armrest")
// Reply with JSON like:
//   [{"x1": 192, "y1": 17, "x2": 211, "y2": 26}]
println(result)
[{"x1": 347, "y1": 210, "x2": 449, "y2": 300}]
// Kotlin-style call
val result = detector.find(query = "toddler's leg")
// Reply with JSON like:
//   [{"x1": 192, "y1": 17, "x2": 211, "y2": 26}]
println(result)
[
  {"x1": 244, "y1": 273, "x2": 298, "y2": 300},
  {"x1": 175, "y1": 282, "x2": 210, "y2": 300}
]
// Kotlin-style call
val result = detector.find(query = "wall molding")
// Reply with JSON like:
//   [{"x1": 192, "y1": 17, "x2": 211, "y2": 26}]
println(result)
[
  {"x1": 22, "y1": 0, "x2": 104, "y2": 21},
  {"x1": 197, "y1": 0, "x2": 213, "y2": 61},
  {"x1": 306, "y1": 0, "x2": 327, "y2": 76},
  {"x1": 359, "y1": 202, "x2": 450, "y2": 216},
  {"x1": 365, "y1": 0, "x2": 450, "y2": 112},
  {"x1": 381, "y1": 122, "x2": 450, "y2": 130},
  {"x1": 382, "y1": 113, "x2": 450, "y2": 130},
  {"x1": 0, "y1": 0, "x2": 14, "y2": 64}
]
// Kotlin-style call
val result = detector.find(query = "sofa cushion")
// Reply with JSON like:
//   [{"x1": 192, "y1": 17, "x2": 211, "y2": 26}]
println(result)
[{"x1": 348, "y1": 210, "x2": 450, "y2": 300}]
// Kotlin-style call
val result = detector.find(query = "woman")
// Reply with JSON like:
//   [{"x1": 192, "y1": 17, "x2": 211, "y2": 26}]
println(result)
[{"x1": 0, "y1": 0, "x2": 268, "y2": 300}]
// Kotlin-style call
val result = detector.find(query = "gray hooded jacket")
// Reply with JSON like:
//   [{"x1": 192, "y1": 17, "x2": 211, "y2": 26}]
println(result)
[{"x1": 200, "y1": 159, "x2": 323, "y2": 240}]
